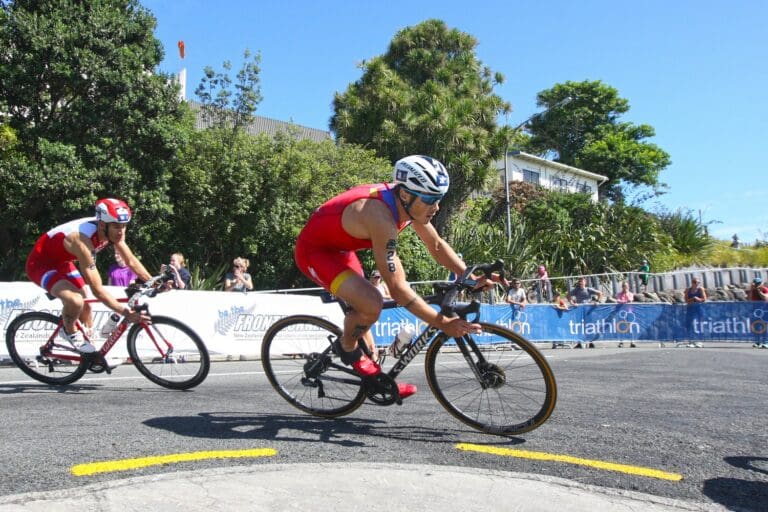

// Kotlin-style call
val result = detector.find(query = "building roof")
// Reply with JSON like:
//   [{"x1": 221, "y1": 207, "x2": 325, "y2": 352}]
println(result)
[
  {"x1": 508, "y1": 150, "x2": 608, "y2": 183},
  {"x1": 188, "y1": 101, "x2": 332, "y2": 143}
]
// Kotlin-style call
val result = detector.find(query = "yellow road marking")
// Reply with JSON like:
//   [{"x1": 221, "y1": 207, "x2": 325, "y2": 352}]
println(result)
[
  {"x1": 71, "y1": 448, "x2": 277, "y2": 476},
  {"x1": 456, "y1": 443, "x2": 682, "y2": 481}
]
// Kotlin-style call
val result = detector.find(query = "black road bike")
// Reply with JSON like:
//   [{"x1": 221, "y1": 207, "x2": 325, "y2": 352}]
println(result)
[{"x1": 261, "y1": 261, "x2": 557, "y2": 435}]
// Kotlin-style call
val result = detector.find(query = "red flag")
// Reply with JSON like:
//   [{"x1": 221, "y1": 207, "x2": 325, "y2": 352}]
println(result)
[{"x1": 178, "y1": 40, "x2": 185, "y2": 59}]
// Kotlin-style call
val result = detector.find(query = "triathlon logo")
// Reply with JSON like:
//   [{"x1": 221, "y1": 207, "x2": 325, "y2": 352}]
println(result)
[
  {"x1": 495, "y1": 308, "x2": 531, "y2": 335},
  {"x1": 615, "y1": 310, "x2": 639, "y2": 334},
  {"x1": 751, "y1": 309, "x2": 767, "y2": 335}
]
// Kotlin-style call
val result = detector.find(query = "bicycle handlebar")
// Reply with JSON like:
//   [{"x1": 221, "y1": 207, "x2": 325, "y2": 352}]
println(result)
[
  {"x1": 424, "y1": 259, "x2": 507, "y2": 319},
  {"x1": 124, "y1": 269, "x2": 175, "y2": 309}
]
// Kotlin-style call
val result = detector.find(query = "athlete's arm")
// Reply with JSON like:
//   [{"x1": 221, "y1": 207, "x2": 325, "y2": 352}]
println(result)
[
  {"x1": 63, "y1": 234, "x2": 146, "y2": 323},
  {"x1": 362, "y1": 203, "x2": 480, "y2": 339}
]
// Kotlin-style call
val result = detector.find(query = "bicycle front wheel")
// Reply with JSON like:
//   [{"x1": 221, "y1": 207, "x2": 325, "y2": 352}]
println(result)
[
  {"x1": 5, "y1": 312, "x2": 88, "y2": 385},
  {"x1": 126, "y1": 316, "x2": 210, "y2": 390},
  {"x1": 425, "y1": 323, "x2": 557, "y2": 435},
  {"x1": 261, "y1": 315, "x2": 366, "y2": 417}
]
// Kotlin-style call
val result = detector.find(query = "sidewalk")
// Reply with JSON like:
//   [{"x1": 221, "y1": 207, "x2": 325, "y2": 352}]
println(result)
[{"x1": 0, "y1": 463, "x2": 726, "y2": 511}]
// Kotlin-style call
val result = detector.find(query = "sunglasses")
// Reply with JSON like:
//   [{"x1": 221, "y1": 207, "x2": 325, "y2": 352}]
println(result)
[{"x1": 406, "y1": 188, "x2": 444, "y2": 205}]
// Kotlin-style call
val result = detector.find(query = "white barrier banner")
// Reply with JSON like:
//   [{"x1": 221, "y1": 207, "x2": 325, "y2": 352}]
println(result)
[{"x1": 0, "y1": 282, "x2": 345, "y2": 359}]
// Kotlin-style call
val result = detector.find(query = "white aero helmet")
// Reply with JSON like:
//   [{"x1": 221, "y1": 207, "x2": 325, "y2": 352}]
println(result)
[{"x1": 393, "y1": 155, "x2": 449, "y2": 196}]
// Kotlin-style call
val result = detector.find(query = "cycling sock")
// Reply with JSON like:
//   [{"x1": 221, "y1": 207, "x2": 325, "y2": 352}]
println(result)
[{"x1": 337, "y1": 344, "x2": 364, "y2": 365}]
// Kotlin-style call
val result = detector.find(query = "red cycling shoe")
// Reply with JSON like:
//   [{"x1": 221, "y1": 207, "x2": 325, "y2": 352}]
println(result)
[{"x1": 352, "y1": 355, "x2": 417, "y2": 399}]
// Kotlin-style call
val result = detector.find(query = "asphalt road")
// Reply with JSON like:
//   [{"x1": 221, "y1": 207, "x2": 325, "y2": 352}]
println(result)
[{"x1": 0, "y1": 344, "x2": 766, "y2": 511}]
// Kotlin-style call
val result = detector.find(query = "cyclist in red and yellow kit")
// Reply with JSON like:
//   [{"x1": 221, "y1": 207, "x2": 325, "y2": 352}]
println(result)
[
  {"x1": 295, "y1": 155, "x2": 483, "y2": 399},
  {"x1": 25, "y1": 198, "x2": 152, "y2": 353}
]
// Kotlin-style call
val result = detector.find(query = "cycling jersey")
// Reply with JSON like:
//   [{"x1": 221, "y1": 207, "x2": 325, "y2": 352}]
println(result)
[
  {"x1": 26, "y1": 217, "x2": 109, "y2": 292},
  {"x1": 295, "y1": 183, "x2": 410, "y2": 293}
]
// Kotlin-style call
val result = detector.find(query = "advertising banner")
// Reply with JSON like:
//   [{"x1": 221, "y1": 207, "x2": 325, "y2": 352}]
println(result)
[{"x1": 2, "y1": 282, "x2": 766, "y2": 360}]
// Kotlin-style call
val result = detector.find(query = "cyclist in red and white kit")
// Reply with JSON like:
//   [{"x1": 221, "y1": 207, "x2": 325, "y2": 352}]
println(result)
[
  {"x1": 295, "y1": 155, "x2": 485, "y2": 399},
  {"x1": 25, "y1": 198, "x2": 152, "y2": 353}
]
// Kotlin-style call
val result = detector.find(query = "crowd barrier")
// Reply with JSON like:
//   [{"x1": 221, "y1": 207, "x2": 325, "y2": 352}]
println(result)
[{"x1": 1, "y1": 283, "x2": 765, "y2": 360}]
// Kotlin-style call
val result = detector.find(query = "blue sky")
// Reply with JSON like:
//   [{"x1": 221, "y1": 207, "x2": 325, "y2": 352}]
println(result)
[{"x1": 142, "y1": 0, "x2": 767, "y2": 243}]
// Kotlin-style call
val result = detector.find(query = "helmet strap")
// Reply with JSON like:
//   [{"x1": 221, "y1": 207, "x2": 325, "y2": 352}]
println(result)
[{"x1": 395, "y1": 185, "x2": 416, "y2": 221}]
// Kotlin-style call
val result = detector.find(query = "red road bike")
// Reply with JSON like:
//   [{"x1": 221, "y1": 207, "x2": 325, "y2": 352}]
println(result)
[{"x1": 5, "y1": 272, "x2": 210, "y2": 390}]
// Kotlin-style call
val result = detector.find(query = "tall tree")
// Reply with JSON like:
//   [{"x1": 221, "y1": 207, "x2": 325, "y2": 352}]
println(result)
[
  {"x1": 525, "y1": 80, "x2": 670, "y2": 201},
  {"x1": 331, "y1": 19, "x2": 511, "y2": 234},
  {"x1": 194, "y1": 49, "x2": 263, "y2": 138},
  {"x1": 0, "y1": 0, "x2": 189, "y2": 279}
]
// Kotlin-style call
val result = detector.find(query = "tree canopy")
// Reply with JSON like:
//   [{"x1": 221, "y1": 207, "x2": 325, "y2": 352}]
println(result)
[
  {"x1": 331, "y1": 19, "x2": 511, "y2": 234},
  {"x1": 0, "y1": 0, "x2": 189, "y2": 278},
  {"x1": 525, "y1": 80, "x2": 671, "y2": 201}
]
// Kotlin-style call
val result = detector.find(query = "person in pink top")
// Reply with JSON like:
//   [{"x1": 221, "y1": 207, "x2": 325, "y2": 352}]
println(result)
[
  {"x1": 614, "y1": 281, "x2": 634, "y2": 303},
  {"x1": 537, "y1": 265, "x2": 552, "y2": 302}
]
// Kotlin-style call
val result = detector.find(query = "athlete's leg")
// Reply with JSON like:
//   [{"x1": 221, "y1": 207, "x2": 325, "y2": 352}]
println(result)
[
  {"x1": 50, "y1": 281, "x2": 87, "y2": 335},
  {"x1": 333, "y1": 272, "x2": 383, "y2": 353}
]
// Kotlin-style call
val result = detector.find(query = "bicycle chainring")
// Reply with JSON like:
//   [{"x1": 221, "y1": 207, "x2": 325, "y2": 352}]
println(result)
[{"x1": 364, "y1": 373, "x2": 400, "y2": 406}]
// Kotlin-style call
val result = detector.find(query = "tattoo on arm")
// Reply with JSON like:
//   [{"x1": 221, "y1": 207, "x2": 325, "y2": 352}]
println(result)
[
  {"x1": 350, "y1": 324, "x2": 370, "y2": 341},
  {"x1": 88, "y1": 263, "x2": 96, "y2": 270},
  {"x1": 386, "y1": 239, "x2": 397, "y2": 273}
]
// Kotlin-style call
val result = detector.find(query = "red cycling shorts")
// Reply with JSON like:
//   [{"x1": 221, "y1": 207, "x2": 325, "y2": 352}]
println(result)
[
  {"x1": 26, "y1": 256, "x2": 86, "y2": 294},
  {"x1": 294, "y1": 238, "x2": 364, "y2": 295}
]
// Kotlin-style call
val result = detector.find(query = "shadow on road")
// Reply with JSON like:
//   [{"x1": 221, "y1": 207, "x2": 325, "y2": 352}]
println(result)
[{"x1": 143, "y1": 412, "x2": 527, "y2": 447}]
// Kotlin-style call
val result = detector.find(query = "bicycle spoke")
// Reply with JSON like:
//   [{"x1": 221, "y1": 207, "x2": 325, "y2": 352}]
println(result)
[
  {"x1": 262, "y1": 315, "x2": 366, "y2": 417},
  {"x1": 426, "y1": 324, "x2": 557, "y2": 435}
]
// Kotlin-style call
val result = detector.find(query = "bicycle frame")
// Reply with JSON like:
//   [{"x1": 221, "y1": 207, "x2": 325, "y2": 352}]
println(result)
[
  {"x1": 333, "y1": 289, "x2": 487, "y2": 383},
  {"x1": 42, "y1": 275, "x2": 173, "y2": 368}
]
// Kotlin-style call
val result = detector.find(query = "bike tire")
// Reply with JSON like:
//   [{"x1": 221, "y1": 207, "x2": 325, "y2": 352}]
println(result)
[
  {"x1": 425, "y1": 323, "x2": 557, "y2": 435},
  {"x1": 5, "y1": 312, "x2": 88, "y2": 385},
  {"x1": 261, "y1": 314, "x2": 366, "y2": 417},
  {"x1": 126, "y1": 315, "x2": 210, "y2": 390}
]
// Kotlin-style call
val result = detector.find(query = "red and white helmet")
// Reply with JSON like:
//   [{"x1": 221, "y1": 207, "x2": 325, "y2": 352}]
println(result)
[{"x1": 95, "y1": 198, "x2": 132, "y2": 224}]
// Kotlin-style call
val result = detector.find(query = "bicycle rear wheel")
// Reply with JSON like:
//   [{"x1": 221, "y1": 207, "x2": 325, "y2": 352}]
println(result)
[
  {"x1": 261, "y1": 315, "x2": 366, "y2": 417},
  {"x1": 126, "y1": 316, "x2": 210, "y2": 390},
  {"x1": 425, "y1": 323, "x2": 557, "y2": 435},
  {"x1": 5, "y1": 312, "x2": 88, "y2": 385}
]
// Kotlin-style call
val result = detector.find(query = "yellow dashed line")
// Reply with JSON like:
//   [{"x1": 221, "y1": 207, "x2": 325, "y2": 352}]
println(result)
[
  {"x1": 71, "y1": 448, "x2": 277, "y2": 476},
  {"x1": 456, "y1": 443, "x2": 682, "y2": 481}
]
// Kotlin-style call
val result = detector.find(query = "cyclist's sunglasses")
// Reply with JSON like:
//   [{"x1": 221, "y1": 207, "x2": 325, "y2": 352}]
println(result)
[{"x1": 405, "y1": 188, "x2": 444, "y2": 205}]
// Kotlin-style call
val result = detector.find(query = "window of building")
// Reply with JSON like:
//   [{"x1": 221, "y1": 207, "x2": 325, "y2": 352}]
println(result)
[
  {"x1": 552, "y1": 177, "x2": 568, "y2": 191},
  {"x1": 522, "y1": 169, "x2": 540, "y2": 185}
]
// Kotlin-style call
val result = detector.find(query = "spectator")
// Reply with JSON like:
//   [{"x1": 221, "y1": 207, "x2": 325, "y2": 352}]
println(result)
[
  {"x1": 107, "y1": 250, "x2": 137, "y2": 287},
  {"x1": 615, "y1": 282, "x2": 636, "y2": 348},
  {"x1": 568, "y1": 277, "x2": 603, "y2": 305},
  {"x1": 536, "y1": 264, "x2": 552, "y2": 302},
  {"x1": 683, "y1": 276, "x2": 706, "y2": 348},
  {"x1": 504, "y1": 279, "x2": 528, "y2": 309},
  {"x1": 639, "y1": 259, "x2": 650, "y2": 292},
  {"x1": 224, "y1": 257, "x2": 254, "y2": 292},
  {"x1": 748, "y1": 277, "x2": 768, "y2": 302},
  {"x1": 614, "y1": 281, "x2": 634, "y2": 304},
  {"x1": 369, "y1": 270, "x2": 391, "y2": 299},
  {"x1": 684, "y1": 277, "x2": 706, "y2": 304},
  {"x1": 161, "y1": 252, "x2": 191, "y2": 290},
  {"x1": 551, "y1": 290, "x2": 570, "y2": 349},
  {"x1": 504, "y1": 278, "x2": 527, "y2": 309},
  {"x1": 731, "y1": 234, "x2": 740, "y2": 249},
  {"x1": 552, "y1": 290, "x2": 570, "y2": 311}
]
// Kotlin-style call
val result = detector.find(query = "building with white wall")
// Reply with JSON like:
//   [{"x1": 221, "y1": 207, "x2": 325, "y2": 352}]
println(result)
[{"x1": 496, "y1": 150, "x2": 607, "y2": 203}]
